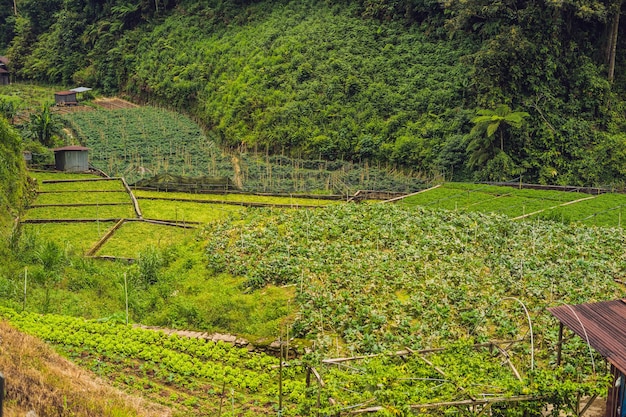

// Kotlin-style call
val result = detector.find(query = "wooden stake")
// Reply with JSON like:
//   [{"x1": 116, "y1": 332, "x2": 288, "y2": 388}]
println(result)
[
  {"x1": 23, "y1": 267, "x2": 27, "y2": 312},
  {"x1": 556, "y1": 322, "x2": 564, "y2": 366}
]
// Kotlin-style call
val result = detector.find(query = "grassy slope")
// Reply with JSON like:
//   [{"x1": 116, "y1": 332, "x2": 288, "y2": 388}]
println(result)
[{"x1": 0, "y1": 320, "x2": 171, "y2": 417}]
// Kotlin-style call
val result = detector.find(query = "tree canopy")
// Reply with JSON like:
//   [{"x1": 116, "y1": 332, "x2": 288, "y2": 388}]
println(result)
[{"x1": 3, "y1": 0, "x2": 626, "y2": 185}]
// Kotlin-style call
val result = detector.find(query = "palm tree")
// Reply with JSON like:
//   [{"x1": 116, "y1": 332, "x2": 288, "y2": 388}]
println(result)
[
  {"x1": 26, "y1": 104, "x2": 62, "y2": 147},
  {"x1": 471, "y1": 104, "x2": 529, "y2": 151}
]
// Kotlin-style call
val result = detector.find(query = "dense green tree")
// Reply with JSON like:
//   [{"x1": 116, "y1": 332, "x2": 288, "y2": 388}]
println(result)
[{"x1": 3, "y1": 0, "x2": 626, "y2": 185}]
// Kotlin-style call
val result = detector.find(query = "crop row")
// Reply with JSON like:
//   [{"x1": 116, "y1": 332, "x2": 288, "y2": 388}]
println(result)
[{"x1": 0, "y1": 308, "x2": 308, "y2": 415}]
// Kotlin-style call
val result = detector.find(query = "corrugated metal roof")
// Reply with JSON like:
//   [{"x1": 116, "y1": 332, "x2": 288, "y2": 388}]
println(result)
[
  {"x1": 54, "y1": 91, "x2": 76, "y2": 96},
  {"x1": 548, "y1": 299, "x2": 626, "y2": 372},
  {"x1": 53, "y1": 145, "x2": 89, "y2": 152},
  {"x1": 0, "y1": 68, "x2": 8, "y2": 74}
]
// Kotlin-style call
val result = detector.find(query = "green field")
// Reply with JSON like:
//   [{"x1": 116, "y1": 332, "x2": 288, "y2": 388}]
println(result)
[
  {"x1": 134, "y1": 189, "x2": 338, "y2": 206},
  {"x1": 138, "y1": 199, "x2": 243, "y2": 224},
  {"x1": 24, "y1": 205, "x2": 135, "y2": 220},
  {"x1": 21, "y1": 222, "x2": 114, "y2": 253},
  {"x1": 29, "y1": 172, "x2": 103, "y2": 181},
  {"x1": 38, "y1": 179, "x2": 126, "y2": 192},
  {"x1": 398, "y1": 183, "x2": 626, "y2": 227},
  {"x1": 34, "y1": 191, "x2": 131, "y2": 205},
  {"x1": 97, "y1": 221, "x2": 194, "y2": 258},
  {"x1": 533, "y1": 193, "x2": 626, "y2": 226}
]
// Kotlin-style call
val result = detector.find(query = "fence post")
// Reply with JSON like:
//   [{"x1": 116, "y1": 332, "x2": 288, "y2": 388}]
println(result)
[{"x1": 0, "y1": 371, "x2": 5, "y2": 417}]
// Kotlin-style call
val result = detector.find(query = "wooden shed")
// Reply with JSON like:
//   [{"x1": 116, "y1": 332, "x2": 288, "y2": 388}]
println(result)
[
  {"x1": 0, "y1": 56, "x2": 10, "y2": 85},
  {"x1": 549, "y1": 299, "x2": 626, "y2": 417},
  {"x1": 53, "y1": 145, "x2": 89, "y2": 172},
  {"x1": 54, "y1": 91, "x2": 78, "y2": 106}
]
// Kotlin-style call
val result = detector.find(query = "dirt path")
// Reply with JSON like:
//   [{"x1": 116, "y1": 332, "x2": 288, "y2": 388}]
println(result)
[{"x1": 231, "y1": 155, "x2": 243, "y2": 189}]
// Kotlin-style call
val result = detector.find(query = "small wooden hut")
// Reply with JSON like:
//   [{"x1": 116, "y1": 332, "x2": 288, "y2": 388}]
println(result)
[
  {"x1": 53, "y1": 145, "x2": 89, "y2": 172},
  {"x1": 0, "y1": 56, "x2": 10, "y2": 85},
  {"x1": 54, "y1": 91, "x2": 78, "y2": 106},
  {"x1": 549, "y1": 299, "x2": 626, "y2": 417}
]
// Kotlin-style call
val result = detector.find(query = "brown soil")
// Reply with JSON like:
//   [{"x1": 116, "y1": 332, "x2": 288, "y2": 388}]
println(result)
[
  {"x1": 51, "y1": 104, "x2": 94, "y2": 115},
  {"x1": 583, "y1": 396, "x2": 606, "y2": 417},
  {"x1": 93, "y1": 97, "x2": 139, "y2": 110}
]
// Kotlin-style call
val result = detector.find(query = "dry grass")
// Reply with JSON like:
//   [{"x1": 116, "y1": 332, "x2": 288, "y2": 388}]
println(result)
[{"x1": 0, "y1": 320, "x2": 171, "y2": 417}]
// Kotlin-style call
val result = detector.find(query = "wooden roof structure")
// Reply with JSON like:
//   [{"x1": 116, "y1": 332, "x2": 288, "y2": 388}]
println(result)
[{"x1": 548, "y1": 299, "x2": 626, "y2": 372}]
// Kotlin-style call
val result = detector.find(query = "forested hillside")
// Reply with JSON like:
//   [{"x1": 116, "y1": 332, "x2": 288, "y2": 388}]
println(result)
[{"x1": 2, "y1": 0, "x2": 626, "y2": 185}]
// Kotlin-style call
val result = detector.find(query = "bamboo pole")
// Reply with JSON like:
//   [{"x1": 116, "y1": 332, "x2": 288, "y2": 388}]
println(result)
[
  {"x1": 512, "y1": 195, "x2": 597, "y2": 220},
  {"x1": 322, "y1": 340, "x2": 523, "y2": 365},
  {"x1": 380, "y1": 184, "x2": 441, "y2": 204},
  {"x1": 348, "y1": 395, "x2": 544, "y2": 414},
  {"x1": 85, "y1": 219, "x2": 126, "y2": 256},
  {"x1": 492, "y1": 344, "x2": 523, "y2": 382},
  {"x1": 121, "y1": 177, "x2": 142, "y2": 218},
  {"x1": 556, "y1": 322, "x2": 564, "y2": 366}
]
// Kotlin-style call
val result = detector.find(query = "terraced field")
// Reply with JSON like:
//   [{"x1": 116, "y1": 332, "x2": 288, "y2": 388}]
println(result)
[{"x1": 398, "y1": 182, "x2": 626, "y2": 227}]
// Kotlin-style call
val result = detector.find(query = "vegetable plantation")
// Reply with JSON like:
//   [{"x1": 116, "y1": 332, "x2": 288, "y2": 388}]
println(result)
[
  {"x1": 63, "y1": 107, "x2": 233, "y2": 185},
  {"x1": 14, "y1": 170, "x2": 626, "y2": 415},
  {"x1": 0, "y1": 308, "x2": 307, "y2": 416},
  {"x1": 61, "y1": 106, "x2": 425, "y2": 194},
  {"x1": 203, "y1": 204, "x2": 625, "y2": 354},
  {"x1": 0, "y1": 307, "x2": 608, "y2": 416}
]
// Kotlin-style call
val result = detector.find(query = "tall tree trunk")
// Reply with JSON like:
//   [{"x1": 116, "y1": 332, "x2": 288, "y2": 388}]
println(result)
[
  {"x1": 608, "y1": 2, "x2": 622, "y2": 83},
  {"x1": 13, "y1": 0, "x2": 17, "y2": 15}
]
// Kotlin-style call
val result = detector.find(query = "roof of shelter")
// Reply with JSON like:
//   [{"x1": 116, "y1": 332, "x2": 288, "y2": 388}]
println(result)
[
  {"x1": 53, "y1": 145, "x2": 89, "y2": 152},
  {"x1": 548, "y1": 299, "x2": 626, "y2": 372}
]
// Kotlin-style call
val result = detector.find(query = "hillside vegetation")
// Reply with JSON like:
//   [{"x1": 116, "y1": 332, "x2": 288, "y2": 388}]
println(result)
[
  {"x1": 3, "y1": 0, "x2": 626, "y2": 185},
  {"x1": 0, "y1": 320, "x2": 169, "y2": 417},
  {"x1": 0, "y1": 117, "x2": 28, "y2": 227}
]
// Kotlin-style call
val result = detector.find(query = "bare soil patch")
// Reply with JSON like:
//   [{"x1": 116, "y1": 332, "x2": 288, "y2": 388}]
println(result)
[{"x1": 93, "y1": 97, "x2": 139, "y2": 110}]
